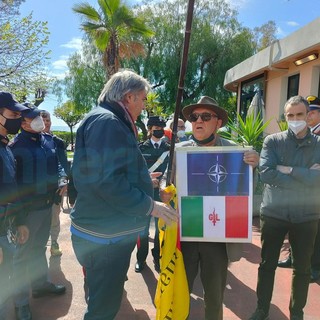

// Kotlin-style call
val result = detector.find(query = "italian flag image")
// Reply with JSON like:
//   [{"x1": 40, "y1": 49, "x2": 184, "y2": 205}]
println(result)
[
  {"x1": 176, "y1": 146, "x2": 253, "y2": 243},
  {"x1": 181, "y1": 196, "x2": 250, "y2": 242}
]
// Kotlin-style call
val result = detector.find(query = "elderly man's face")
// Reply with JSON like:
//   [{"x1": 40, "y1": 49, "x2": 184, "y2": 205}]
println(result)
[
  {"x1": 124, "y1": 90, "x2": 147, "y2": 121},
  {"x1": 191, "y1": 107, "x2": 222, "y2": 141},
  {"x1": 42, "y1": 116, "x2": 52, "y2": 133},
  {"x1": 307, "y1": 109, "x2": 320, "y2": 128}
]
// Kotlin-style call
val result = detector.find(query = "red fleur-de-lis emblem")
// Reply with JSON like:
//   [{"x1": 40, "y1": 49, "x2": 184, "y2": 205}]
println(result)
[{"x1": 209, "y1": 208, "x2": 220, "y2": 226}]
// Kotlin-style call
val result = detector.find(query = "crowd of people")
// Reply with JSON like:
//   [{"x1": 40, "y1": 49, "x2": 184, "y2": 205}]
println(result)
[{"x1": 1, "y1": 69, "x2": 320, "y2": 320}]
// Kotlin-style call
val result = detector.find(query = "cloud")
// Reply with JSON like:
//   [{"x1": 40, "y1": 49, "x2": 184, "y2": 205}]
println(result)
[
  {"x1": 286, "y1": 21, "x2": 299, "y2": 27},
  {"x1": 276, "y1": 26, "x2": 286, "y2": 37},
  {"x1": 52, "y1": 55, "x2": 69, "y2": 70},
  {"x1": 227, "y1": 0, "x2": 249, "y2": 9},
  {"x1": 61, "y1": 37, "x2": 82, "y2": 50}
]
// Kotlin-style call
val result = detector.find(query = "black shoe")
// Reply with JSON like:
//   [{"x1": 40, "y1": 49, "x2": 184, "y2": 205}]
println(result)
[
  {"x1": 248, "y1": 308, "x2": 269, "y2": 320},
  {"x1": 32, "y1": 281, "x2": 66, "y2": 298},
  {"x1": 15, "y1": 304, "x2": 32, "y2": 320},
  {"x1": 278, "y1": 255, "x2": 292, "y2": 268},
  {"x1": 134, "y1": 261, "x2": 146, "y2": 273},
  {"x1": 310, "y1": 269, "x2": 320, "y2": 282}
]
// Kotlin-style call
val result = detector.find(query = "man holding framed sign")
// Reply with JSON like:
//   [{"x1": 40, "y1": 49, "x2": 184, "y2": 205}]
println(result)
[{"x1": 162, "y1": 96, "x2": 259, "y2": 320}]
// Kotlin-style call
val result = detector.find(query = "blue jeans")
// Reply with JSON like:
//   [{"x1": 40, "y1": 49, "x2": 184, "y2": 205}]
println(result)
[
  {"x1": 13, "y1": 207, "x2": 52, "y2": 307},
  {"x1": 72, "y1": 234, "x2": 136, "y2": 320},
  {"x1": 0, "y1": 235, "x2": 15, "y2": 320},
  {"x1": 256, "y1": 216, "x2": 318, "y2": 317}
]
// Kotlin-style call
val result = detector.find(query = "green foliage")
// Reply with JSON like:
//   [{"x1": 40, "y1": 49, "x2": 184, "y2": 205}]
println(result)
[
  {"x1": 127, "y1": 0, "x2": 257, "y2": 117},
  {"x1": 73, "y1": 0, "x2": 154, "y2": 77},
  {"x1": 145, "y1": 92, "x2": 167, "y2": 117},
  {"x1": 0, "y1": 12, "x2": 51, "y2": 97},
  {"x1": 219, "y1": 112, "x2": 272, "y2": 153},
  {"x1": 253, "y1": 20, "x2": 277, "y2": 52},
  {"x1": 277, "y1": 120, "x2": 288, "y2": 131},
  {"x1": 54, "y1": 100, "x2": 86, "y2": 148},
  {"x1": 52, "y1": 131, "x2": 73, "y2": 149}
]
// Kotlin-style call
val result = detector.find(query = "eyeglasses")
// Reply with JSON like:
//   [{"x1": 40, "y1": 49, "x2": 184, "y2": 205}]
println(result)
[
  {"x1": 177, "y1": 125, "x2": 186, "y2": 129},
  {"x1": 189, "y1": 112, "x2": 218, "y2": 122}
]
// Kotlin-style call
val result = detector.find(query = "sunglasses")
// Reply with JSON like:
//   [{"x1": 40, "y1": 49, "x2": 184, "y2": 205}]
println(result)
[{"x1": 189, "y1": 112, "x2": 218, "y2": 122}]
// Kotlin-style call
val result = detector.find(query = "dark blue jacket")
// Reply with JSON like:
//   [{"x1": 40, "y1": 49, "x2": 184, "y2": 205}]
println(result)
[
  {"x1": 0, "y1": 136, "x2": 26, "y2": 231},
  {"x1": 139, "y1": 139, "x2": 170, "y2": 201},
  {"x1": 9, "y1": 129, "x2": 60, "y2": 211},
  {"x1": 70, "y1": 102, "x2": 154, "y2": 242},
  {"x1": 43, "y1": 133, "x2": 70, "y2": 177}
]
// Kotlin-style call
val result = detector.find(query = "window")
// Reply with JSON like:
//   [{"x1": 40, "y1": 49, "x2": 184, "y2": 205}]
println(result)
[
  {"x1": 287, "y1": 74, "x2": 299, "y2": 99},
  {"x1": 240, "y1": 75, "x2": 264, "y2": 119}
]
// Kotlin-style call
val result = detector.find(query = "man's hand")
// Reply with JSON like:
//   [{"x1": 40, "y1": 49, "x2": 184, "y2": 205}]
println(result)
[
  {"x1": 58, "y1": 184, "x2": 68, "y2": 196},
  {"x1": 159, "y1": 188, "x2": 174, "y2": 204},
  {"x1": 151, "y1": 201, "x2": 179, "y2": 225},
  {"x1": 0, "y1": 247, "x2": 3, "y2": 265},
  {"x1": 150, "y1": 172, "x2": 161, "y2": 188},
  {"x1": 276, "y1": 165, "x2": 292, "y2": 174},
  {"x1": 243, "y1": 150, "x2": 260, "y2": 168},
  {"x1": 16, "y1": 225, "x2": 29, "y2": 244},
  {"x1": 310, "y1": 163, "x2": 320, "y2": 170}
]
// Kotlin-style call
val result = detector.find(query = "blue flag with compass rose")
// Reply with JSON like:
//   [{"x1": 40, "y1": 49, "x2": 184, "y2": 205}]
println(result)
[{"x1": 186, "y1": 152, "x2": 249, "y2": 196}]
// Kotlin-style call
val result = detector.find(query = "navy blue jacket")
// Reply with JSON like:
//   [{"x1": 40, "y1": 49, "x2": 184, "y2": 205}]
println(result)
[
  {"x1": 139, "y1": 139, "x2": 170, "y2": 201},
  {"x1": 70, "y1": 102, "x2": 154, "y2": 242},
  {"x1": 0, "y1": 136, "x2": 26, "y2": 230},
  {"x1": 9, "y1": 130, "x2": 60, "y2": 211}
]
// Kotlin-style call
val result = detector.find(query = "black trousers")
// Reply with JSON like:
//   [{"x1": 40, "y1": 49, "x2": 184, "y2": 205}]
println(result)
[
  {"x1": 256, "y1": 216, "x2": 318, "y2": 317},
  {"x1": 311, "y1": 220, "x2": 320, "y2": 270},
  {"x1": 181, "y1": 241, "x2": 228, "y2": 320}
]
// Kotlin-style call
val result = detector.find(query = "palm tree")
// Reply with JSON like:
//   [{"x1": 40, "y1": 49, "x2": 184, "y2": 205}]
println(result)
[{"x1": 73, "y1": 0, "x2": 154, "y2": 78}]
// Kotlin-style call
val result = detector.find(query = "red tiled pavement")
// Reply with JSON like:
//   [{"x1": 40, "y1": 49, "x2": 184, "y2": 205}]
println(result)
[{"x1": 8, "y1": 208, "x2": 320, "y2": 320}]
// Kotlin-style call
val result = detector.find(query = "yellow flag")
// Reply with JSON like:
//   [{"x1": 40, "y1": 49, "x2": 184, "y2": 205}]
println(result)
[{"x1": 154, "y1": 184, "x2": 190, "y2": 320}]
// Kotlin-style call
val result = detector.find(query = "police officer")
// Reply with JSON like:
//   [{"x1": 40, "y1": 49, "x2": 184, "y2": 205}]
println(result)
[
  {"x1": 135, "y1": 116, "x2": 170, "y2": 273},
  {"x1": 41, "y1": 110, "x2": 69, "y2": 257},
  {"x1": 10, "y1": 104, "x2": 66, "y2": 320},
  {"x1": 0, "y1": 92, "x2": 29, "y2": 319}
]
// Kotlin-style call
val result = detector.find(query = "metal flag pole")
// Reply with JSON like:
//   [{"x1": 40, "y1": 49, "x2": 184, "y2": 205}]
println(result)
[{"x1": 166, "y1": 0, "x2": 195, "y2": 186}]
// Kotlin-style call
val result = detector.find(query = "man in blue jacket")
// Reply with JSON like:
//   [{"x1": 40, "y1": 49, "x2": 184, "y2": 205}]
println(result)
[
  {"x1": 0, "y1": 92, "x2": 29, "y2": 320},
  {"x1": 71, "y1": 70, "x2": 178, "y2": 320},
  {"x1": 10, "y1": 104, "x2": 66, "y2": 320}
]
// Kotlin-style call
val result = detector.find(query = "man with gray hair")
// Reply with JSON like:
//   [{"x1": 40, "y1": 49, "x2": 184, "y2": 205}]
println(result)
[
  {"x1": 71, "y1": 70, "x2": 178, "y2": 320},
  {"x1": 249, "y1": 95, "x2": 320, "y2": 320}
]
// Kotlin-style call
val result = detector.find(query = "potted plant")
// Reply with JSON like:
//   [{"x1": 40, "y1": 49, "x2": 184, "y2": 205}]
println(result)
[{"x1": 219, "y1": 111, "x2": 272, "y2": 216}]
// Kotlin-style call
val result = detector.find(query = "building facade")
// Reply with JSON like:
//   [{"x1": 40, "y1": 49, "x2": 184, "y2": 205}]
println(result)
[{"x1": 224, "y1": 17, "x2": 320, "y2": 134}]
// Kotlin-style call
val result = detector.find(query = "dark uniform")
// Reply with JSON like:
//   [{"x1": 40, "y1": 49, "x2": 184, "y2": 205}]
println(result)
[
  {"x1": 136, "y1": 137, "x2": 170, "y2": 269},
  {"x1": 10, "y1": 123, "x2": 66, "y2": 311},
  {"x1": 0, "y1": 135, "x2": 26, "y2": 318}
]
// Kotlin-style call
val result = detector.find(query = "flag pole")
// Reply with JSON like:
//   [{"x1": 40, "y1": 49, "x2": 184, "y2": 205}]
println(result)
[{"x1": 166, "y1": 0, "x2": 195, "y2": 186}]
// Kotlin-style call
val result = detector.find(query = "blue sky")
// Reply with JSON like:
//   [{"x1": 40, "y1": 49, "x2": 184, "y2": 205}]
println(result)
[{"x1": 19, "y1": 0, "x2": 320, "y2": 128}]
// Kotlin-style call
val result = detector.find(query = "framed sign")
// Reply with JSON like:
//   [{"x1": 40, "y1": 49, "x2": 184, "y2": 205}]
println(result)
[{"x1": 176, "y1": 146, "x2": 253, "y2": 243}]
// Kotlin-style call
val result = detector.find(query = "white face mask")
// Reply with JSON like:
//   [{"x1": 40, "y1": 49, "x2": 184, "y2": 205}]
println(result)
[
  {"x1": 287, "y1": 120, "x2": 307, "y2": 135},
  {"x1": 30, "y1": 116, "x2": 45, "y2": 132},
  {"x1": 177, "y1": 130, "x2": 186, "y2": 138}
]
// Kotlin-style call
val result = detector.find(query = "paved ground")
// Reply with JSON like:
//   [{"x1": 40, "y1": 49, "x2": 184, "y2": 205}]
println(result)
[{"x1": 8, "y1": 205, "x2": 320, "y2": 320}]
